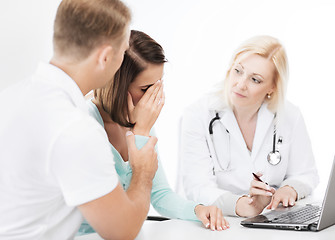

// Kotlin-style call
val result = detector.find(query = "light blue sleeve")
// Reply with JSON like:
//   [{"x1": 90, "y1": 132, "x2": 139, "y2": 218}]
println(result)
[{"x1": 135, "y1": 129, "x2": 199, "y2": 221}]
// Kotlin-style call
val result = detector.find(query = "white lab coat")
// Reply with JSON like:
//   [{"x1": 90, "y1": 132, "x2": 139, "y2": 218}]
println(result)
[{"x1": 179, "y1": 95, "x2": 319, "y2": 215}]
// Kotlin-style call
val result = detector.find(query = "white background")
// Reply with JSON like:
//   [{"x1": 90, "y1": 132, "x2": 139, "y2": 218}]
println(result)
[{"x1": 1, "y1": 0, "x2": 334, "y2": 206}]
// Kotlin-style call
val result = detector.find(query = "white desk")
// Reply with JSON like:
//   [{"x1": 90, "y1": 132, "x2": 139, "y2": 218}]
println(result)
[
  {"x1": 75, "y1": 196, "x2": 334, "y2": 240},
  {"x1": 75, "y1": 217, "x2": 335, "y2": 240}
]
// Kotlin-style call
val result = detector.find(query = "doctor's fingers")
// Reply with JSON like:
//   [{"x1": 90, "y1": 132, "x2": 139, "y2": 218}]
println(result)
[
  {"x1": 282, "y1": 197, "x2": 290, "y2": 207},
  {"x1": 281, "y1": 196, "x2": 296, "y2": 207},
  {"x1": 250, "y1": 181, "x2": 272, "y2": 193},
  {"x1": 250, "y1": 179, "x2": 271, "y2": 190},
  {"x1": 268, "y1": 197, "x2": 281, "y2": 210},
  {"x1": 249, "y1": 187, "x2": 273, "y2": 197},
  {"x1": 289, "y1": 197, "x2": 296, "y2": 206}
]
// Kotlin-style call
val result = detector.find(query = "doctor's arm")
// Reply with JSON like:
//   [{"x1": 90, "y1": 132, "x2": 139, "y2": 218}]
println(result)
[
  {"x1": 268, "y1": 110, "x2": 319, "y2": 210},
  {"x1": 180, "y1": 105, "x2": 241, "y2": 216}
]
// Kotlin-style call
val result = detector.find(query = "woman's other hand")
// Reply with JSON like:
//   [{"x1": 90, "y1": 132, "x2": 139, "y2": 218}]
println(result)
[{"x1": 194, "y1": 205, "x2": 229, "y2": 231}]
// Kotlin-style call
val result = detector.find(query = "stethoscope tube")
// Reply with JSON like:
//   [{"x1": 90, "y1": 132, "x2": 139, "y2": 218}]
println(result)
[
  {"x1": 209, "y1": 113, "x2": 220, "y2": 134},
  {"x1": 208, "y1": 112, "x2": 231, "y2": 171}
]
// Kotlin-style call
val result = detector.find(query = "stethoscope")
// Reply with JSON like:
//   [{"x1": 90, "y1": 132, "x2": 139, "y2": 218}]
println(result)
[{"x1": 209, "y1": 112, "x2": 282, "y2": 166}]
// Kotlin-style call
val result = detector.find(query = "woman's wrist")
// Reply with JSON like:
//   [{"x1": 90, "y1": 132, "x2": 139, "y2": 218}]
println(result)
[{"x1": 132, "y1": 126, "x2": 150, "y2": 136}]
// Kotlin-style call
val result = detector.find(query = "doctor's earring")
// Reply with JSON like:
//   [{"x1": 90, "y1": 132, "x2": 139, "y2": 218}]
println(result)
[{"x1": 267, "y1": 93, "x2": 271, "y2": 99}]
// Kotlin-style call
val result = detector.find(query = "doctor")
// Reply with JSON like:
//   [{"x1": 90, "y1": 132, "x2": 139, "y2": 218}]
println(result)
[{"x1": 180, "y1": 35, "x2": 319, "y2": 217}]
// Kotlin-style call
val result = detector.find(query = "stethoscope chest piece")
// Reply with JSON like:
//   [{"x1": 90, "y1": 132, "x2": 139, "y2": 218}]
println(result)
[{"x1": 267, "y1": 150, "x2": 281, "y2": 165}]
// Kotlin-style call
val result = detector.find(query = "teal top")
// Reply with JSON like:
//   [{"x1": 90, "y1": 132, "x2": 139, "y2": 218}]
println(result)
[{"x1": 77, "y1": 100, "x2": 198, "y2": 235}]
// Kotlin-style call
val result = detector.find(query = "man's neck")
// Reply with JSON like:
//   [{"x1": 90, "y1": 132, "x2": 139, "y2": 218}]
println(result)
[{"x1": 49, "y1": 56, "x2": 92, "y2": 96}]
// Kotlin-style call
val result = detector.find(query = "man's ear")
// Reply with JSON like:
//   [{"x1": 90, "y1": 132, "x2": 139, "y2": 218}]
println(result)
[{"x1": 97, "y1": 45, "x2": 113, "y2": 69}]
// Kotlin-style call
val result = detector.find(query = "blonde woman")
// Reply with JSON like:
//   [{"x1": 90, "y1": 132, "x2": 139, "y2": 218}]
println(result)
[{"x1": 179, "y1": 35, "x2": 319, "y2": 217}]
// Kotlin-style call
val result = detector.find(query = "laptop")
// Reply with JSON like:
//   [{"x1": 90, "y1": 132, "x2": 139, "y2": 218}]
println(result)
[{"x1": 241, "y1": 156, "x2": 335, "y2": 231}]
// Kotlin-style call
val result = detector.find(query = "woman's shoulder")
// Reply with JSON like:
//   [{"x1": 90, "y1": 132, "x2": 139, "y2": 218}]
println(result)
[{"x1": 86, "y1": 98, "x2": 104, "y2": 127}]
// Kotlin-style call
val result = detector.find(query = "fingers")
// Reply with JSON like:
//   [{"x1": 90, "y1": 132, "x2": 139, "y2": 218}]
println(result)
[
  {"x1": 249, "y1": 180, "x2": 273, "y2": 197},
  {"x1": 267, "y1": 198, "x2": 274, "y2": 209},
  {"x1": 215, "y1": 209, "x2": 223, "y2": 231},
  {"x1": 267, "y1": 186, "x2": 296, "y2": 210},
  {"x1": 125, "y1": 131, "x2": 157, "y2": 153},
  {"x1": 142, "y1": 135, "x2": 158, "y2": 151},
  {"x1": 277, "y1": 197, "x2": 295, "y2": 207},
  {"x1": 209, "y1": 208, "x2": 217, "y2": 231},
  {"x1": 250, "y1": 180, "x2": 271, "y2": 191},
  {"x1": 214, "y1": 208, "x2": 230, "y2": 231},
  {"x1": 156, "y1": 91, "x2": 165, "y2": 114},
  {"x1": 288, "y1": 197, "x2": 296, "y2": 207},
  {"x1": 140, "y1": 80, "x2": 162, "y2": 104},
  {"x1": 223, "y1": 217, "x2": 230, "y2": 230},
  {"x1": 196, "y1": 206, "x2": 229, "y2": 231},
  {"x1": 154, "y1": 83, "x2": 164, "y2": 106},
  {"x1": 270, "y1": 197, "x2": 281, "y2": 210},
  {"x1": 194, "y1": 205, "x2": 210, "y2": 229},
  {"x1": 148, "y1": 81, "x2": 162, "y2": 104},
  {"x1": 125, "y1": 131, "x2": 136, "y2": 152},
  {"x1": 282, "y1": 197, "x2": 289, "y2": 207}
]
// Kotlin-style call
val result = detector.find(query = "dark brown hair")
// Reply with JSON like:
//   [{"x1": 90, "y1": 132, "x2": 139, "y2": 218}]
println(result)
[
  {"x1": 94, "y1": 30, "x2": 167, "y2": 127},
  {"x1": 53, "y1": 0, "x2": 131, "y2": 60}
]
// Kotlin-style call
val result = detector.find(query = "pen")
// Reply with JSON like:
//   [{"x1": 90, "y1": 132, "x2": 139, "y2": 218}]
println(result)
[{"x1": 252, "y1": 172, "x2": 268, "y2": 185}]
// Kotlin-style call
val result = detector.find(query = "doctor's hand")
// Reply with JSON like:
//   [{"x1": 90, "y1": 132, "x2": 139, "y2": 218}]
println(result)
[
  {"x1": 248, "y1": 173, "x2": 276, "y2": 209},
  {"x1": 235, "y1": 173, "x2": 276, "y2": 217},
  {"x1": 128, "y1": 80, "x2": 164, "y2": 136},
  {"x1": 194, "y1": 205, "x2": 229, "y2": 231},
  {"x1": 235, "y1": 195, "x2": 268, "y2": 218},
  {"x1": 267, "y1": 185, "x2": 297, "y2": 210}
]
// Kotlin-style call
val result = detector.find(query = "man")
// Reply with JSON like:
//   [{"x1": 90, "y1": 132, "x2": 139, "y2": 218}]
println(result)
[{"x1": 0, "y1": 0, "x2": 158, "y2": 239}]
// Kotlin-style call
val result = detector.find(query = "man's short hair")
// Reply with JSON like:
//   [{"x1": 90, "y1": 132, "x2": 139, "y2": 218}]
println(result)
[{"x1": 53, "y1": 0, "x2": 131, "y2": 60}]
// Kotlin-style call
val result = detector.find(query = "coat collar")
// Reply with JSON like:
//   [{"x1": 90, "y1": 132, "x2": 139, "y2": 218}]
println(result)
[
  {"x1": 34, "y1": 62, "x2": 89, "y2": 114},
  {"x1": 251, "y1": 104, "x2": 275, "y2": 159},
  {"x1": 218, "y1": 103, "x2": 274, "y2": 160}
]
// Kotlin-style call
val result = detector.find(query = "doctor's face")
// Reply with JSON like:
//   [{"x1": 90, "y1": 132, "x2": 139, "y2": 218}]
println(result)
[
  {"x1": 128, "y1": 63, "x2": 164, "y2": 105},
  {"x1": 227, "y1": 53, "x2": 275, "y2": 110}
]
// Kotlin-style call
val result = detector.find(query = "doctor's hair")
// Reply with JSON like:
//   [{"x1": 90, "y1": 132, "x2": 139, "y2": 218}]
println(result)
[
  {"x1": 53, "y1": 0, "x2": 131, "y2": 61},
  {"x1": 94, "y1": 30, "x2": 167, "y2": 127},
  {"x1": 221, "y1": 35, "x2": 288, "y2": 113}
]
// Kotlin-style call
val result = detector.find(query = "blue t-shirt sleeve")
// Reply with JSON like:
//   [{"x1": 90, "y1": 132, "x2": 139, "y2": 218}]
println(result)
[{"x1": 135, "y1": 130, "x2": 199, "y2": 221}]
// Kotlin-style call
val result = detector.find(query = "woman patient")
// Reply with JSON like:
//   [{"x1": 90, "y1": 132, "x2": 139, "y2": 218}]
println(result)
[{"x1": 78, "y1": 30, "x2": 228, "y2": 235}]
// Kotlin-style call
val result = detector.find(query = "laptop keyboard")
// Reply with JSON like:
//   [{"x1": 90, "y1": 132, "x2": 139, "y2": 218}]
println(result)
[{"x1": 270, "y1": 205, "x2": 321, "y2": 224}]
